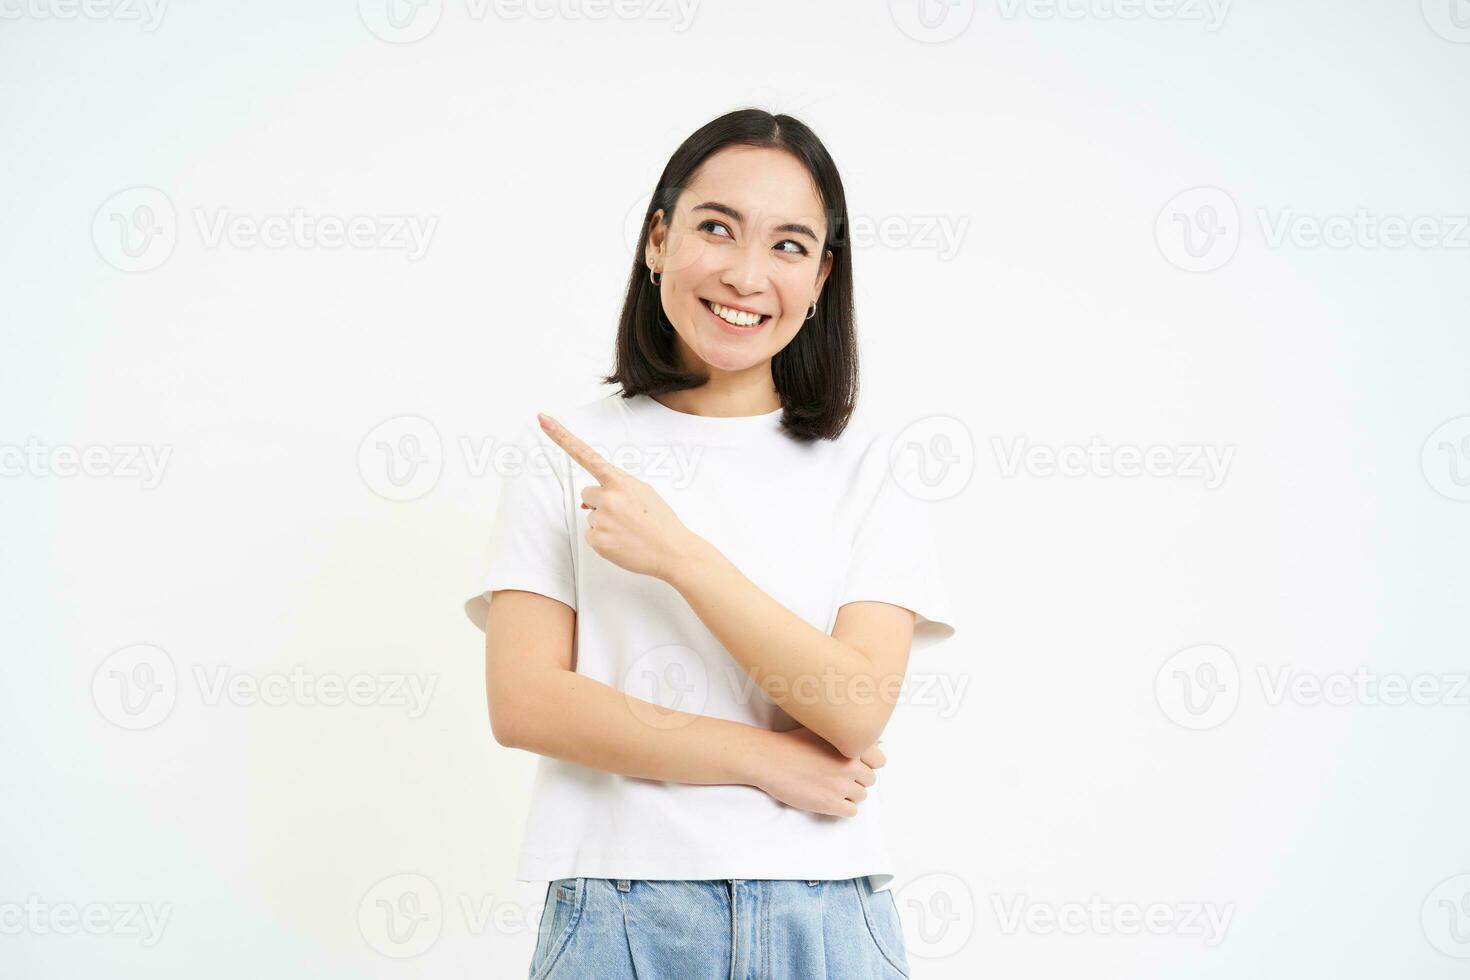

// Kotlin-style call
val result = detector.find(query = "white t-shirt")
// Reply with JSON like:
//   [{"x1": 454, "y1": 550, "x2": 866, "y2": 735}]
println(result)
[{"x1": 463, "y1": 391, "x2": 958, "y2": 894}]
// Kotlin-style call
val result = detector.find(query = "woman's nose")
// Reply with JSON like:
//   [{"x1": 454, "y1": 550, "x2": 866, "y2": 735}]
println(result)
[{"x1": 720, "y1": 243, "x2": 767, "y2": 294}]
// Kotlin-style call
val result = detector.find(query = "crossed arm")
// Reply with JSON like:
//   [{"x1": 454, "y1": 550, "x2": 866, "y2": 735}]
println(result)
[
  {"x1": 491, "y1": 412, "x2": 919, "y2": 762},
  {"x1": 664, "y1": 534, "x2": 916, "y2": 758}
]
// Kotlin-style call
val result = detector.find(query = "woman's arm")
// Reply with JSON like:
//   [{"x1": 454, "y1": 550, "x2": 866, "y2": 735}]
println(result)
[
  {"x1": 485, "y1": 589, "x2": 758, "y2": 785},
  {"x1": 530, "y1": 412, "x2": 917, "y2": 761},
  {"x1": 484, "y1": 589, "x2": 884, "y2": 815},
  {"x1": 665, "y1": 538, "x2": 916, "y2": 760}
]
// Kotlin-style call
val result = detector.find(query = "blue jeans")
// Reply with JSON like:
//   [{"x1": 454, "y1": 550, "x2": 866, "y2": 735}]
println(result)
[{"x1": 528, "y1": 876, "x2": 911, "y2": 979}]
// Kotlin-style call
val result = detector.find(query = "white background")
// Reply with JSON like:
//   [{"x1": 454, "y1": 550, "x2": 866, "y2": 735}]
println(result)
[{"x1": 3, "y1": 1, "x2": 1469, "y2": 977}]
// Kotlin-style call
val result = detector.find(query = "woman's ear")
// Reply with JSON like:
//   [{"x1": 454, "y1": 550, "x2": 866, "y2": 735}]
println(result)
[
  {"x1": 813, "y1": 248, "x2": 834, "y2": 301},
  {"x1": 644, "y1": 210, "x2": 666, "y2": 269}
]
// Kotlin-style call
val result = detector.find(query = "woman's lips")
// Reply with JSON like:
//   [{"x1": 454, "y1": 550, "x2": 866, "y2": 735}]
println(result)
[{"x1": 700, "y1": 298, "x2": 770, "y2": 335}]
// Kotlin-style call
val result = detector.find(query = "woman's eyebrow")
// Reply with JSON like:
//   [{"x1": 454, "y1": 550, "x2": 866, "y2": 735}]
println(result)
[{"x1": 692, "y1": 201, "x2": 820, "y2": 242}]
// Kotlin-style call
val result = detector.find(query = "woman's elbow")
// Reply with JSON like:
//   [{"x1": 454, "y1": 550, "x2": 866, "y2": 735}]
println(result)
[{"x1": 489, "y1": 707, "x2": 523, "y2": 748}]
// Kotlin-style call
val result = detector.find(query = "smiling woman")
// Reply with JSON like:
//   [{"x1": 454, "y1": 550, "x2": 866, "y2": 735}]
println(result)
[
  {"x1": 604, "y1": 111, "x2": 858, "y2": 442},
  {"x1": 463, "y1": 107, "x2": 957, "y2": 980}
]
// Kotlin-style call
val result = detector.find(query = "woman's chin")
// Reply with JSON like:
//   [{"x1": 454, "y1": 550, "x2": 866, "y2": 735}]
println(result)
[{"x1": 691, "y1": 336, "x2": 768, "y2": 372}]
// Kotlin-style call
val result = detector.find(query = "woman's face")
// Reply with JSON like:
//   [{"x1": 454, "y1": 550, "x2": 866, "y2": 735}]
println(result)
[{"x1": 645, "y1": 146, "x2": 833, "y2": 376}]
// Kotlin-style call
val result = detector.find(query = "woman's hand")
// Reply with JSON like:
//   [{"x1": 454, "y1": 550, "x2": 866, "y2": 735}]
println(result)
[
  {"x1": 537, "y1": 412, "x2": 700, "y2": 582},
  {"x1": 751, "y1": 727, "x2": 886, "y2": 818}
]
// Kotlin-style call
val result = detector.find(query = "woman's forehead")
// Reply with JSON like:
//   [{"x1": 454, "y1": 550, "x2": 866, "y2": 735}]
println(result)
[{"x1": 679, "y1": 147, "x2": 827, "y2": 232}]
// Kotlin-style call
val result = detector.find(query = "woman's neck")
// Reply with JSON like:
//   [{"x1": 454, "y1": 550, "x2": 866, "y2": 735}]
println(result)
[{"x1": 652, "y1": 374, "x2": 781, "y2": 419}]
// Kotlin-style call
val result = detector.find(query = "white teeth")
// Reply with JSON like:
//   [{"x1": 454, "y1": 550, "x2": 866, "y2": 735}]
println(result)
[{"x1": 708, "y1": 301, "x2": 764, "y2": 327}]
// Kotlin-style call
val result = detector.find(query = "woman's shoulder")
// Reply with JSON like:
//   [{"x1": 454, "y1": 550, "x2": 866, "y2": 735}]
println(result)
[
  {"x1": 824, "y1": 406, "x2": 965, "y2": 492},
  {"x1": 828, "y1": 405, "x2": 911, "y2": 456},
  {"x1": 504, "y1": 391, "x2": 628, "y2": 439}
]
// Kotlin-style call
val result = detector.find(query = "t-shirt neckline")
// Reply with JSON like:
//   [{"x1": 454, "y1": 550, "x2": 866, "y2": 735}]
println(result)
[{"x1": 626, "y1": 392, "x2": 784, "y2": 441}]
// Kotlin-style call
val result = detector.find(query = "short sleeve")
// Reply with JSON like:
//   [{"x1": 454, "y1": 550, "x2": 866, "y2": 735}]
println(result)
[
  {"x1": 834, "y1": 433, "x2": 959, "y2": 654},
  {"x1": 463, "y1": 419, "x2": 578, "y2": 633}
]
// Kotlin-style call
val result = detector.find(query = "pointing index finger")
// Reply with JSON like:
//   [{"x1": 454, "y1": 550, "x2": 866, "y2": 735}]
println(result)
[{"x1": 537, "y1": 413, "x2": 618, "y2": 484}]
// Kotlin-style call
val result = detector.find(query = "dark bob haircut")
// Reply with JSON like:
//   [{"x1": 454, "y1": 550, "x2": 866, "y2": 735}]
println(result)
[{"x1": 601, "y1": 108, "x2": 858, "y2": 443}]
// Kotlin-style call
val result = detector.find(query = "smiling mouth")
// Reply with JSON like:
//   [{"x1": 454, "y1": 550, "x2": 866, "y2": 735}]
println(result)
[{"x1": 700, "y1": 297, "x2": 772, "y2": 328}]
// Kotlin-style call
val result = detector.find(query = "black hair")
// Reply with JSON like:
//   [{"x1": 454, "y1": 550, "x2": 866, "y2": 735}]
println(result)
[{"x1": 601, "y1": 107, "x2": 858, "y2": 443}]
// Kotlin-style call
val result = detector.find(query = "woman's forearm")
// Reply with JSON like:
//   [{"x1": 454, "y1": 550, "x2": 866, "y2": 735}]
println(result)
[
  {"x1": 528, "y1": 414, "x2": 885, "y2": 757},
  {"x1": 499, "y1": 665, "x2": 775, "y2": 789},
  {"x1": 664, "y1": 534, "x2": 881, "y2": 756}
]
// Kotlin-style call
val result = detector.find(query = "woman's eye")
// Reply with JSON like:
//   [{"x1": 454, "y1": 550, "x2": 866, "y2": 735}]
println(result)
[{"x1": 698, "y1": 220, "x2": 808, "y2": 256}]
